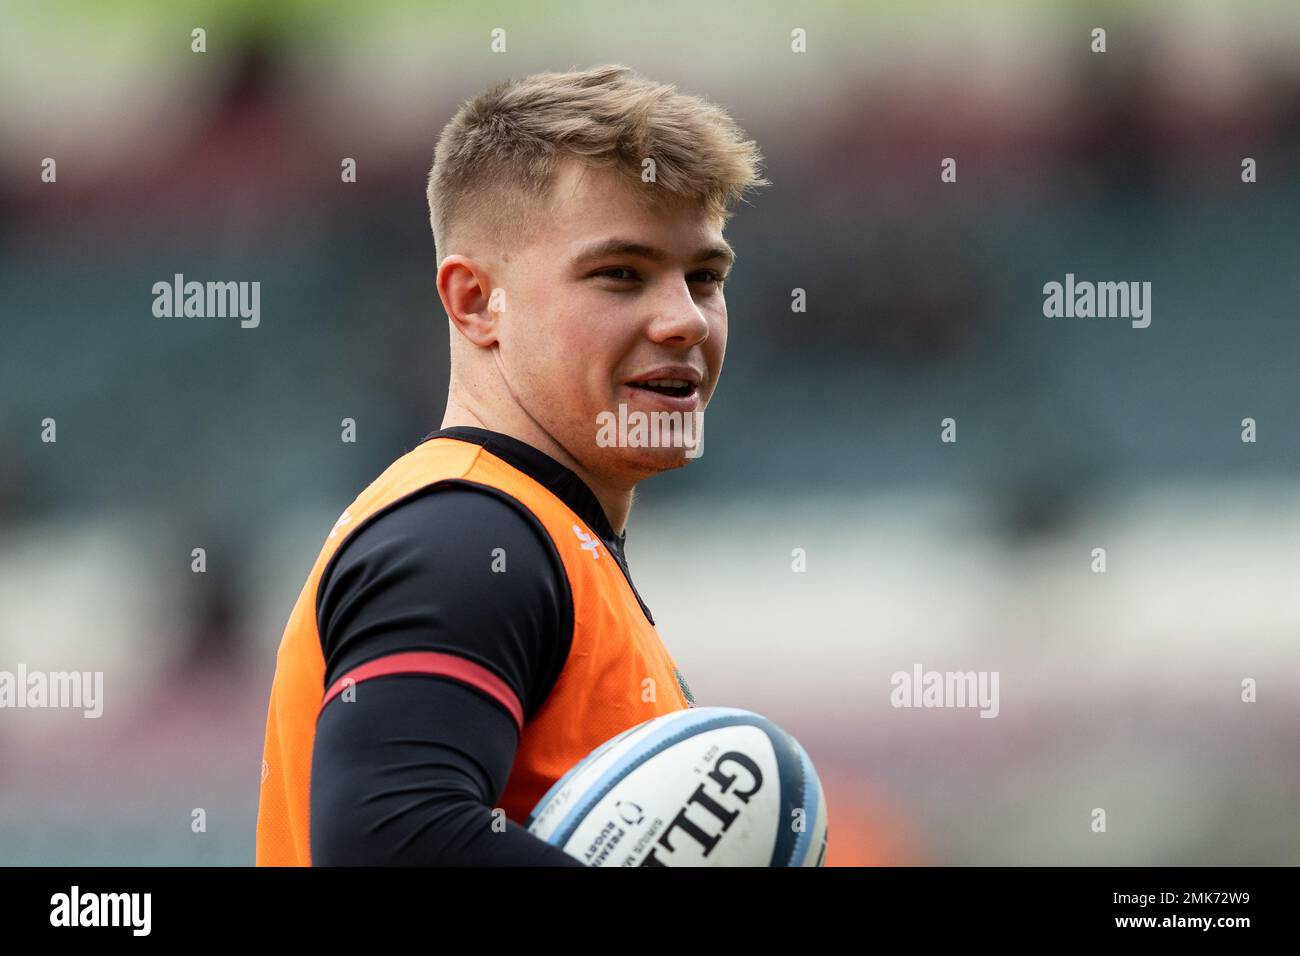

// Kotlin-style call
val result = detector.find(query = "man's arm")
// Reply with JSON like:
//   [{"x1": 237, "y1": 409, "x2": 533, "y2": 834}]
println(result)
[
  {"x1": 312, "y1": 674, "x2": 581, "y2": 865},
  {"x1": 309, "y1": 484, "x2": 584, "y2": 866}
]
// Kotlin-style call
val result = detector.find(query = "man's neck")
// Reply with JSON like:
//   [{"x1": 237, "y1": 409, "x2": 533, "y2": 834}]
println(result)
[{"x1": 441, "y1": 398, "x2": 634, "y2": 534}]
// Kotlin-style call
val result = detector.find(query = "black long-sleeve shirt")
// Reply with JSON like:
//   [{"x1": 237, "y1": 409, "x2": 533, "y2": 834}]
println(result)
[{"x1": 309, "y1": 427, "x2": 650, "y2": 866}]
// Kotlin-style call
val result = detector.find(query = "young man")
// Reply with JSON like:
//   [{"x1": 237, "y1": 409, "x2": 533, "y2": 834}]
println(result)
[{"x1": 256, "y1": 64, "x2": 766, "y2": 865}]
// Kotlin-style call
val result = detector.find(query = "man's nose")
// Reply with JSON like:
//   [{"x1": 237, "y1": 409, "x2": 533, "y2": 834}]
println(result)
[{"x1": 644, "y1": 279, "x2": 711, "y2": 347}]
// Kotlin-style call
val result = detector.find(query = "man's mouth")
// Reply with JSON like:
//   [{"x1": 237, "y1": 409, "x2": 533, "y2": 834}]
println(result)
[{"x1": 627, "y1": 379, "x2": 697, "y2": 399}]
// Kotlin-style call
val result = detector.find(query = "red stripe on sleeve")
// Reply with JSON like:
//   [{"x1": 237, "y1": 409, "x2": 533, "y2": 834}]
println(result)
[{"x1": 320, "y1": 650, "x2": 524, "y2": 732}]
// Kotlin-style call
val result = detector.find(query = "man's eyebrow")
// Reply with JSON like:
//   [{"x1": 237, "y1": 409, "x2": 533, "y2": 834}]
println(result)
[{"x1": 570, "y1": 238, "x2": 736, "y2": 269}]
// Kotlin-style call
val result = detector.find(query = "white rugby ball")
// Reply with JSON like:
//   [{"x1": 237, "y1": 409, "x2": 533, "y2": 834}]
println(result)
[{"x1": 526, "y1": 706, "x2": 828, "y2": 867}]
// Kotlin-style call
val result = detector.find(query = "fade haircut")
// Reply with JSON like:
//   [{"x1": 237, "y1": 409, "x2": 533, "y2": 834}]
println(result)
[{"x1": 426, "y1": 64, "x2": 767, "y2": 260}]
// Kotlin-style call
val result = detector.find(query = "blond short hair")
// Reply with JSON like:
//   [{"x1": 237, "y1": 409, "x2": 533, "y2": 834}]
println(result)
[{"x1": 426, "y1": 64, "x2": 767, "y2": 258}]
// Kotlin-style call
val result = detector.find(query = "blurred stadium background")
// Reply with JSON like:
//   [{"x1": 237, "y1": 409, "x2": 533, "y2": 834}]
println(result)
[{"x1": 2, "y1": 0, "x2": 1298, "y2": 865}]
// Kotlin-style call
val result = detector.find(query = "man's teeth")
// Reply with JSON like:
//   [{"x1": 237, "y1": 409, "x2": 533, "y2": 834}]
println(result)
[{"x1": 640, "y1": 379, "x2": 689, "y2": 388}]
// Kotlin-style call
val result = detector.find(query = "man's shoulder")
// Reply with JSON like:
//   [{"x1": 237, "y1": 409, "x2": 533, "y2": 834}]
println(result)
[
  {"x1": 313, "y1": 477, "x2": 577, "y2": 718},
  {"x1": 324, "y1": 481, "x2": 563, "y2": 590}
]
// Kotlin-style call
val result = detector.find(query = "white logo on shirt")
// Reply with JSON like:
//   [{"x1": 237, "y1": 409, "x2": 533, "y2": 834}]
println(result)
[
  {"x1": 328, "y1": 509, "x2": 352, "y2": 539},
  {"x1": 572, "y1": 524, "x2": 602, "y2": 559}
]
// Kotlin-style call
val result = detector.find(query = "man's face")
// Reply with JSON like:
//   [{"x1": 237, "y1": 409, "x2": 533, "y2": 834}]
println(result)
[{"x1": 492, "y1": 159, "x2": 732, "y2": 483}]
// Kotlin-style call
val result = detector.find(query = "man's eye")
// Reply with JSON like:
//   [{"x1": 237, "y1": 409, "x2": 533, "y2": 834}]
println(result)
[
  {"x1": 690, "y1": 270, "x2": 726, "y2": 286},
  {"x1": 593, "y1": 267, "x2": 725, "y2": 287}
]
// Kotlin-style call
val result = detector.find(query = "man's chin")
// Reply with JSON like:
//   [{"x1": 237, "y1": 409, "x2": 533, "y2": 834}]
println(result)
[
  {"x1": 583, "y1": 436, "x2": 705, "y2": 482},
  {"x1": 593, "y1": 401, "x2": 705, "y2": 457},
  {"x1": 613, "y1": 443, "x2": 702, "y2": 476},
  {"x1": 586, "y1": 400, "x2": 707, "y2": 479}
]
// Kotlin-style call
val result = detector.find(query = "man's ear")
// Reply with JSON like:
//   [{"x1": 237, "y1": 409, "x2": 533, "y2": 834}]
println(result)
[{"x1": 437, "y1": 254, "x2": 500, "y2": 348}]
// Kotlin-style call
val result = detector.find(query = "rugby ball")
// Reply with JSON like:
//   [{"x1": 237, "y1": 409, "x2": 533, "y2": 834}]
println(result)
[{"x1": 526, "y1": 706, "x2": 828, "y2": 866}]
